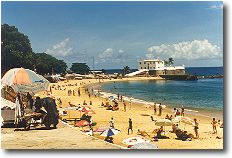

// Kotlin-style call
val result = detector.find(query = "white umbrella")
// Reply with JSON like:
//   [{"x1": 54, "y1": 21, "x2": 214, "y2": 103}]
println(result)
[
  {"x1": 122, "y1": 137, "x2": 149, "y2": 146},
  {"x1": 155, "y1": 119, "x2": 173, "y2": 126},
  {"x1": 1, "y1": 68, "x2": 49, "y2": 94},
  {"x1": 172, "y1": 116, "x2": 183, "y2": 123},
  {"x1": 100, "y1": 128, "x2": 120, "y2": 137},
  {"x1": 131, "y1": 142, "x2": 158, "y2": 149},
  {"x1": 180, "y1": 117, "x2": 195, "y2": 130},
  {"x1": 180, "y1": 117, "x2": 195, "y2": 125}
]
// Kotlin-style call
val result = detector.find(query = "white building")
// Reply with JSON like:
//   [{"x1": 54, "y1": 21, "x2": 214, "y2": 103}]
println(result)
[
  {"x1": 138, "y1": 59, "x2": 185, "y2": 76},
  {"x1": 138, "y1": 59, "x2": 165, "y2": 70}
]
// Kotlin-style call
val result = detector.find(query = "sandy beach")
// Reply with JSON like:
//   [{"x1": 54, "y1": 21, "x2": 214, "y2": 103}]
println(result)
[{"x1": 1, "y1": 77, "x2": 223, "y2": 149}]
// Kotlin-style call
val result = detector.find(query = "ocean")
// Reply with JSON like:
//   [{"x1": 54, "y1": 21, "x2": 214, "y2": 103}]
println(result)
[{"x1": 100, "y1": 67, "x2": 223, "y2": 117}]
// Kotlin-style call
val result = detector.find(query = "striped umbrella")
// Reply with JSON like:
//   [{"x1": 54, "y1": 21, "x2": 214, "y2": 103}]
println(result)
[
  {"x1": 100, "y1": 128, "x2": 120, "y2": 137},
  {"x1": 1, "y1": 68, "x2": 49, "y2": 94}
]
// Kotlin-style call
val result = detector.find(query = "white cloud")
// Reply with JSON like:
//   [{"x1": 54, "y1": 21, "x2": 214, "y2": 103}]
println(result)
[
  {"x1": 98, "y1": 48, "x2": 113, "y2": 59},
  {"x1": 209, "y1": 4, "x2": 223, "y2": 10},
  {"x1": 45, "y1": 38, "x2": 73, "y2": 57},
  {"x1": 147, "y1": 40, "x2": 222, "y2": 60},
  {"x1": 118, "y1": 49, "x2": 124, "y2": 53},
  {"x1": 145, "y1": 53, "x2": 154, "y2": 59}
]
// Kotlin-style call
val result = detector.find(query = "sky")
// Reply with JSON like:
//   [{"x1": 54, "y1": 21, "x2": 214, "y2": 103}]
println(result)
[{"x1": 1, "y1": 1, "x2": 223, "y2": 69}]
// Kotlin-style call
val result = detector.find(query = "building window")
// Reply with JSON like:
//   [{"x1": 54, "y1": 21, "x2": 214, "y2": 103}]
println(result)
[
  {"x1": 141, "y1": 67, "x2": 142, "y2": 69},
  {"x1": 145, "y1": 67, "x2": 146, "y2": 69},
  {"x1": 153, "y1": 67, "x2": 155, "y2": 69},
  {"x1": 140, "y1": 62, "x2": 141, "y2": 64},
  {"x1": 144, "y1": 62, "x2": 146, "y2": 64}
]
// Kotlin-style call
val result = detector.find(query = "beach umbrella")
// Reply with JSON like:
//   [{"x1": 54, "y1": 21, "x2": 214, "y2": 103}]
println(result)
[
  {"x1": 94, "y1": 126, "x2": 108, "y2": 132},
  {"x1": 100, "y1": 128, "x2": 120, "y2": 137},
  {"x1": 130, "y1": 142, "x2": 158, "y2": 149},
  {"x1": 180, "y1": 117, "x2": 195, "y2": 125},
  {"x1": 1, "y1": 68, "x2": 49, "y2": 94},
  {"x1": 155, "y1": 119, "x2": 173, "y2": 134},
  {"x1": 79, "y1": 106, "x2": 92, "y2": 112},
  {"x1": 180, "y1": 117, "x2": 195, "y2": 130},
  {"x1": 155, "y1": 119, "x2": 173, "y2": 126},
  {"x1": 74, "y1": 120, "x2": 89, "y2": 127},
  {"x1": 122, "y1": 137, "x2": 149, "y2": 146},
  {"x1": 84, "y1": 110, "x2": 96, "y2": 115},
  {"x1": 172, "y1": 116, "x2": 183, "y2": 123}
]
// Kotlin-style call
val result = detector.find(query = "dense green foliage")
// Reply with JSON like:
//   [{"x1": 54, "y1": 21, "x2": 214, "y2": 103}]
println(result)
[
  {"x1": 34, "y1": 53, "x2": 67, "y2": 75},
  {"x1": 1, "y1": 24, "x2": 35, "y2": 75},
  {"x1": 70, "y1": 63, "x2": 90, "y2": 75},
  {"x1": 1, "y1": 24, "x2": 67, "y2": 75}
]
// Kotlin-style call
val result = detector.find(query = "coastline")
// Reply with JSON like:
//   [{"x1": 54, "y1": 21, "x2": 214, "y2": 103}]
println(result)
[
  {"x1": 91, "y1": 78, "x2": 223, "y2": 122},
  {"x1": 2, "y1": 77, "x2": 223, "y2": 149}
]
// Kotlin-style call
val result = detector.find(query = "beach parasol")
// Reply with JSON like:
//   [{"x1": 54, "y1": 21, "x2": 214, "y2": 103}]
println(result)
[
  {"x1": 180, "y1": 117, "x2": 195, "y2": 125},
  {"x1": 74, "y1": 120, "x2": 89, "y2": 127},
  {"x1": 130, "y1": 142, "x2": 158, "y2": 149},
  {"x1": 83, "y1": 110, "x2": 96, "y2": 115},
  {"x1": 172, "y1": 116, "x2": 183, "y2": 124},
  {"x1": 155, "y1": 119, "x2": 173, "y2": 126},
  {"x1": 94, "y1": 126, "x2": 108, "y2": 132},
  {"x1": 122, "y1": 137, "x2": 149, "y2": 146},
  {"x1": 78, "y1": 106, "x2": 92, "y2": 112},
  {"x1": 1, "y1": 68, "x2": 49, "y2": 94},
  {"x1": 155, "y1": 119, "x2": 173, "y2": 134},
  {"x1": 100, "y1": 128, "x2": 120, "y2": 137},
  {"x1": 180, "y1": 117, "x2": 195, "y2": 130}
]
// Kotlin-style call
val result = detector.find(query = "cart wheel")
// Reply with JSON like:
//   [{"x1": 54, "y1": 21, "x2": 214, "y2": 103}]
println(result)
[
  {"x1": 24, "y1": 124, "x2": 30, "y2": 131},
  {"x1": 45, "y1": 122, "x2": 51, "y2": 129}
]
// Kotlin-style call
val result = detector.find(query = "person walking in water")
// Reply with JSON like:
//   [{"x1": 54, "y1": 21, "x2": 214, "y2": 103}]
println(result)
[{"x1": 128, "y1": 118, "x2": 133, "y2": 135}]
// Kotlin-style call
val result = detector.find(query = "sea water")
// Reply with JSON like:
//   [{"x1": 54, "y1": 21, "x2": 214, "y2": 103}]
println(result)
[{"x1": 100, "y1": 67, "x2": 223, "y2": 118}]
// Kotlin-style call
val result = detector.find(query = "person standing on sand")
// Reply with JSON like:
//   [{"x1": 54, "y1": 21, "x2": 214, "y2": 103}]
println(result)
[
  {"x1": 181, "y1": 107, "x2": 185, "y2": 116},
  {"x1": 123, "y1": 101, "x2": 127, "y2": 112},
  {"x1": 193, "y1": 118, "x2": 199, "y2": 139},
  {"x1": 128, "y1": 118, "x2": 133, "y2": 135},
  {"x1": 211, "y1": 118, "x2": 217, "y2": 134},
  {"x1": 109, "y1": 117, "x2": 115, "y2": 128},
  {"x1": 158, "y1": 103, "x2": 162, "y2": 116},
  {"x1": 154, "y1": 103, "x2": 157, "y2": 114}
]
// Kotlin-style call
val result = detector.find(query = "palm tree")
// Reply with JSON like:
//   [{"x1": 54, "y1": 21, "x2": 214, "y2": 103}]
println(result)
[
  {"x1": 123, "y1": 66, "x2": 130, "y2": 76},
  {"x1": 168, "y1": 58, "x2": 174, "y2": 66}
]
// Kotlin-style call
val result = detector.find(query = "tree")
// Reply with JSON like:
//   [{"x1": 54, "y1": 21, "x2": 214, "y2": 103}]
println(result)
[
  {"x1": 122, "y1": 66, "x2": 130, "y2": 76},
  {"x1": 34, "y1": 53, "x2": 67, "y2": 75},
  {"x1": 70, "y1": 63, "x2": 90, "y2": 75},
  {"x1": 1, "y1": 24, "x2": 67, "y2": 76},
  {"x1": 1, "y1": 24, "x2": 35, "y2": 75},
  {"x1": 168, "y1": 58, "x2": 174, "y2": 66}
]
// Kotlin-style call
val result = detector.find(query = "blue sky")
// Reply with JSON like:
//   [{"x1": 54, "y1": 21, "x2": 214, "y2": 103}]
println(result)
[{"x1": 1, "y1": 1, "x2": 223, "y2": 69}]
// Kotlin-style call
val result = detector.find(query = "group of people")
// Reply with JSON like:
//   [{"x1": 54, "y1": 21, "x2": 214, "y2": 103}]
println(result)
[
  {"x1": 173, "y1": 107, "x2": 185, "y2": 117},
  {"x1": 153, "y1": 103, "x2": 163, "y2": 116}
]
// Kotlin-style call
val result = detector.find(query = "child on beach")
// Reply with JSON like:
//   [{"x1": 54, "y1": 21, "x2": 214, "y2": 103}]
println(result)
[
  {"x1": 128, "y1": 118, "x2": 133, "y2": 135},
  {"x1": 193, "y1": 118, "x2": 199, "y2": 139},
  {"x1": 211, "y1": 118, "x2": 217, "y2": 134}
]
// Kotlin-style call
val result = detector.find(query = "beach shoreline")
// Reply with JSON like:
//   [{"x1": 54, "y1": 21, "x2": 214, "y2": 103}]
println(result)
[
  {"x1": 1, "y1": 77, "x2": 223, "y2": 149},
  {"x1": 57, "y1": 77, "x2": 223, "y2": 149}
]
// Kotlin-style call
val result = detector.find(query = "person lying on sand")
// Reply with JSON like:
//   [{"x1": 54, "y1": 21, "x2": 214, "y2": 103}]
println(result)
[{"x1": 137, "y1": 129, "x2": 150, "y2": 137}]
